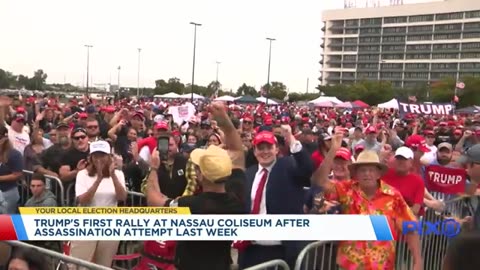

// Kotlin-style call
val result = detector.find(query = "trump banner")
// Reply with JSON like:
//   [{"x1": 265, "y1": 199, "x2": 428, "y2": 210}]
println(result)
[
  {"x1": 425, "y1": 165, "x2": 467, "y2": 194},
  {"x1": 397, "y1": 101, "x2": 454, "y2": 116}
]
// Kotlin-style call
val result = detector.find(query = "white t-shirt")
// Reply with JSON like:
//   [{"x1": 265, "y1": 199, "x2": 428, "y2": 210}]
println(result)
[
  {"x1": 75, "y1": 169, "x2": 126, "y2": 207},
  {"x1": 422, "y1": 145, "x2": 438, "y2": 164},
  {"x1": 7, "y1": 125, "x2": 30, "y2": 154}
]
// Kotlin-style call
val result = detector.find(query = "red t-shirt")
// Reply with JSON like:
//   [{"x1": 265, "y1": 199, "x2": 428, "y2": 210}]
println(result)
[
  {"x1": 382, "y1": 168, "x2": 425, "y2": 216},
  {"x1": 311, "y1": 150, "x2": 324, "y2": 170}
]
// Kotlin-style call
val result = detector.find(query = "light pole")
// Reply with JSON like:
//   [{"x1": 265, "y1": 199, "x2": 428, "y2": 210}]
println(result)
[
  {"x1": 84, "y1": 45, "x2": 93, "y2": 95},
  {"x1": 190, "y1": 22, "x2": 201, "y2": 102},
  {"x1": 117, "y1": 66, "x2": 121, "y2": 97},
  {"x1": 137, "y1": 48, "x2": 141, "y2": 97},
  {"x1": 266, "y1": 37, "x2": 275, "y2": 105},
  {"x1": 216, "y1": 61, "x2": 221, "y2": 91}
]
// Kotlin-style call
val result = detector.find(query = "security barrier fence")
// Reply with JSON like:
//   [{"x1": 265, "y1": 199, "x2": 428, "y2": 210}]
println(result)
[
  {"x1": 17, "y1": 171, "x2": 475, "y2": 270},
  {"x1": 244, "y1": 259, "x2": 290, "y2": 270}
]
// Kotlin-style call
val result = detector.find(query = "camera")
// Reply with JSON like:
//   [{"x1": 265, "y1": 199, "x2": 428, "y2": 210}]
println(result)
[{"x1": 157, "y1": 135, "x2": 170, "y2": 161}]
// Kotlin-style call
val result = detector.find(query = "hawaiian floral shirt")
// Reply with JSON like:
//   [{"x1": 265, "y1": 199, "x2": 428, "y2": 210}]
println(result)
[{"x1": 325, "y1": 179, "x2": 417, "y2": 270}]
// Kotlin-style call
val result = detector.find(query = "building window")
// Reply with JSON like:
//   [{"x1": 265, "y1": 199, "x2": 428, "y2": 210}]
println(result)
[
  {"x1": 358, "y1": 55, "x2": 380, "y2": 61},
  {"x1": 384, "y1": 16, "x2": 407, "y2": 24},
  {"x1": 405, "y1": 72, "x2": 429, "y2": 79},
  {"x1": 434, "y1": 33, "x2": 461, "y2": 40},
  {"x1": 344, "y1": 46, "x2": 358, "y2": 51},
  {"x1": 343, "y1": 72, "x2": 355, "y2": 78},
  {"x1": 331, "y1": 30, "x2": 343, "y2": 35},
  {"x1": 405, "y1": 63, "x2": 429, "y2": 69},
  {"x1": 358, "y1": 45, "x2": 380, "y2": 52},
  {"x1": 331, "y1": 20, "x2": 344, "y2": 27},
  {"x1": 436, "y1": 12, "x2": 463, "y2": 21},
  {"x1": 345, "y1": 19, "x2": 358, "y2": 26},
  {"x1": 432, "y1": 53, "x2": 458, "y2": 59},
  {"x1": 464, "y1": 22, "x2": 480, "y2": 30},
  {"x1": 329, "y1": 46, "x2": 343, "y2": 52},
  {"x1": 345, "y1": 29, "x2": 358, "y2": 34},
  {"x1": 407, "y1": 35, "x2": 432, "y2": 41},
  {"x1": 407, "y1": 44, "x2": 431, "y2": 51},
  {"x1": 358, "y1": 72, "x2": 378, "y2": 78},
  {"x1": 408, "y1": 25, "x2": 433, "y2": 33},
  {"x1": 430, "y1": 72, "x2": 456, "y2": 79},
  {"x1": 460, "y1": 63, "x2": 480, "y2": 69},
  {"x1": 330, "y1": 38, "x2": 343, "y2": 45},
  {"x1": 435, "y1": 24, "x2": 462, "y2": 31},
  {"x1": 329, "y1": 63, "x2": 342, "y2": 68},
  {"x1": 462, "y1": 42, "x2": 480, "y2": 50},
  {"x1": 359, "y1": 37, "x2": 381, "y2": 43},
  {"x1": 383, "y1": 36, "x2": 405, "y2": 42},
  {"x1": 461, "y1": 52, "x2": 480, "y2": 59},
  {"x1": 433, "y1": 43, "x2": 460, "y2": 51},
  {"x1": 360, "y1": 18, "x2": 382, "y2": 25},
  {"x1": 381, "y1": 63, "x2": 403, "y2": 69},
  {"x1": 360, "y1": 28, "x2": 381, "y2": 34},
  {"x1": 358, "y1": 63, "x2": 379, "y2": 69},
  {"x1": 380, "y1": 72, "x2": 402, "y2": 79},
  {"x1": 432, "y1": 63, "x2": 457, "y2": 70},
  {"x1": 464, "y1": 32, "x2": 480, "y2": 39},
  {"x1": 344, "y1": 38, "x2": 358, "y2": 44},
  {"x1": 344, "y1": 55, "x2": 356, "y2": 61},
  {"x1": 382, "y1": 54, "x2": 404, "y2": 60},
  {"x1": 343, "y1": 63, "x2": 356, "y2": 68},
  {"x1": 383, "y1": 45, "x2": 405, "y2": 51},
  {"x1": 409, "y1": 15, "x2": 434, "y2": 23},
  {"x1": 406, "y1": 54, "x2": 430, "y2": 60},
  {"x1": 383, "y1": 27, "x2": 406, "y2": 34},
  {"x1": 465, "y1": 11, "x2": 480, "y2": 19}
]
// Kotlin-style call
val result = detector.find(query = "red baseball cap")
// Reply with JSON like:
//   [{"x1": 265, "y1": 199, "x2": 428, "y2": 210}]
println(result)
[
  {"x1": 405, "y1": 135, "x2": 430, "y2": 153},
  {"x1": 155, "y1": 121, "x2": 168, "y2": 131},
  {"x1": 171, "y1": 130, "x2": 181, "y2": 136},
  {"x1": 439, "y1": 122, "x2": 448, "y2": 127},
  {"x1": 78, "y1": 112, "x2": 88, "y2": 119},
  {"x1": 335, "y1": 147, "x2": 352, "y2": 161},
  {"x1": 365, "y1": 126, "x2": 377, "y2": 134},
  {"x1": 264, "y1": 117, "x2": 273, "y2": 126},
  {"x1": 253, "y1": 131, "x2": 277, "y2": 146},
  {"x1": 16, "y1": 107, "x2": 26, "y2": 114},
  {"x1": 243, "y1": 116, "x2": 253, "y2": 122},
  {"x1": 454, "y1": 129, "x2": 462, "y2": 135},
  {"x1": 423, "y1": 130, "x2": 434, "y2": 136},
  {"x1": 354, "y1": 144, "x2": 365, "y2": 153},
  {"x1": 132, "y1": 111, "x2": 145, "y2": 121}
]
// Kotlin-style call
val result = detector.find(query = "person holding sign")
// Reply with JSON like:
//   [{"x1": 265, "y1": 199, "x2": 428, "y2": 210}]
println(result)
[{"x1": 312, "y1": 132, "x2": 422, "y2": 270}]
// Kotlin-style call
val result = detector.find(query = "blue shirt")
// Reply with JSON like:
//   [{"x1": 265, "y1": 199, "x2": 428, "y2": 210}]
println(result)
[{"x1": 0, "y1": 149, "x2": 23, "y2": 191}]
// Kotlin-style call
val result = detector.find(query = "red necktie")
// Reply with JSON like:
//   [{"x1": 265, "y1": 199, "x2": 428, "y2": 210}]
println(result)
[
  {"x1": 232, "y1": 168, "x2": 269, "y2": 251},
  {"x1": 251, "y1": 168, "x2": 269, "y2": 214}
]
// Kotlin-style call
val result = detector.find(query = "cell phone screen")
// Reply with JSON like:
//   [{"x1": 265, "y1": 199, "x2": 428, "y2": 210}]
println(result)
[{"x1": 157, "y1": 137, "x2": 169, "y2": 152}]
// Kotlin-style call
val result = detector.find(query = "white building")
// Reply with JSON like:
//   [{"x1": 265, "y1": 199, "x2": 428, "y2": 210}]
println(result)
[{"x1": 320, "y1": 0, "x2": 480, "y2": 88}]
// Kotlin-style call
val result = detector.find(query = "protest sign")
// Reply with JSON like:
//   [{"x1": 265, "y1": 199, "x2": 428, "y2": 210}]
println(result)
[
  {"x1": 425, "y1": 165, "x2": 467, "y2": 194},
  {"x1": 397, "y1": 102, "x2": 454, "y2": 116}
]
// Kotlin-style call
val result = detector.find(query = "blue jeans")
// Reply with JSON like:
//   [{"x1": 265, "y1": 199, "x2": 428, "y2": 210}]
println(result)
[{"x1": 2, "y1": 187, "x2": 19, "y2": 214}]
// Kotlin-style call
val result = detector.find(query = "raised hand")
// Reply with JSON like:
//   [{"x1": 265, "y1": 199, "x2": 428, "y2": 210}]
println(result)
[{"x1": 331, "y1": 132, "x2": 344, "y2": 151}]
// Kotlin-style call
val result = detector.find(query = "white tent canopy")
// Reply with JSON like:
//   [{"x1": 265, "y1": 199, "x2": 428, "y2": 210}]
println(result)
[
  {"x1": 179, "y1": 93, "x2": 205, "y2": 100},
  {"x1": 256, "y1": 97, "x2": 279, "y2": 105},
  {"x1": 154, "y1": 92, "x2": 180, "y2": 99},
  {"x1": 308, "y1": 96, "x2": 342, "y2": 105},
  {"x1": 214, "y1": 95, "x2": 236, "y2": 102},
  {"x1": 377, "y1": 98, "x2": 399, "y2": 109}
]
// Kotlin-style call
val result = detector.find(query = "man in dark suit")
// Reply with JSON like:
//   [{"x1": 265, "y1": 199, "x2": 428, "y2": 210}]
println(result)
[{"x1": 236, "y1": 125, "x2": 314, "y2": 269}]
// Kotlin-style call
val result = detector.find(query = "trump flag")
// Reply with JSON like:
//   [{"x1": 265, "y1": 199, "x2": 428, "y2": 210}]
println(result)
[{"x1": 425, "y1": 165, "x2": 467, "y2": 194}]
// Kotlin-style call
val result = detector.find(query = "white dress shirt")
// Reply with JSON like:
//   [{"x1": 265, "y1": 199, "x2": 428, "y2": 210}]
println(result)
[{"x1": 251, "y1": 140, "x2": 302, "y2": 246}]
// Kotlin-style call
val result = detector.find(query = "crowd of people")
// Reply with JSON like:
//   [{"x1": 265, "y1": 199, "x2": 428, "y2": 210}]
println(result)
[{"x1": 0, "y1": 94, "x2": 479, "y2": 270}]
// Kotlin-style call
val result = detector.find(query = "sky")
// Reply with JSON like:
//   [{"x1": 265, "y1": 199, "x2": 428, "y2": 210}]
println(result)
[{"x1": 0, "y1": 0, "x2": 438, "y2": 93}]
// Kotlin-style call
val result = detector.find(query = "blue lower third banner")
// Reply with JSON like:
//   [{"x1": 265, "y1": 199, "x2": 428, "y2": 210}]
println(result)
[{"x1": 1, "y1": 207, "x2": 395, "y2": 241}]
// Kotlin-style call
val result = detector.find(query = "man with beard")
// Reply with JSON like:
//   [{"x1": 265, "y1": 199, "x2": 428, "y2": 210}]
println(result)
[{"x1": 36, "y1": 122, "x2": 72, "y2": 177}]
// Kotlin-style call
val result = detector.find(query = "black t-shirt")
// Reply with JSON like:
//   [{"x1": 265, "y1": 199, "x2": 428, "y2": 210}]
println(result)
[
  {"x1": 435, "y1": 131, "x2": 452, "y2": 146},
  {"x1": 174, "y1": 192, "x2": 245, "y2": 270},
  {"x1": 60, "y1": 147, "x2": 89, "y2": 171}
]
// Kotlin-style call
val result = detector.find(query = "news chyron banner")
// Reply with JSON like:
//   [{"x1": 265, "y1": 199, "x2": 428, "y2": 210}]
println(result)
[{"x1": 0, "y1": 207, "x2": 396, "y2": 241}]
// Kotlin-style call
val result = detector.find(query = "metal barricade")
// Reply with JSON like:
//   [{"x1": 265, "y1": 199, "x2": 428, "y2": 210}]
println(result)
[
  {"x1": 123, "y1": 191, "x2": 146, "y2": 207},
  {"x1": 245, "y1": 259, "x2": 290, "y2": 270},
  {"x1": 4, "y1": 241, "x2": 113, "y2": 270},
  {"x1": 294, "y1": 241, "x2": 338, "y2": 270},
  {"x1": 21, "y1": 170, "x2": 65, "y2": 207}
]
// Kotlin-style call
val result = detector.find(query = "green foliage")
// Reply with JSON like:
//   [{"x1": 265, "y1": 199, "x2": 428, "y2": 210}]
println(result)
[
  {"x1": 236, "y1": 83, "x2": 258, "y2": 97},
  {"x1": 0, "y1": 69, "x2": 47, "y2": 90},
  {"x1": 262, "y1": 81, "x2": 287, "y2": 100}
]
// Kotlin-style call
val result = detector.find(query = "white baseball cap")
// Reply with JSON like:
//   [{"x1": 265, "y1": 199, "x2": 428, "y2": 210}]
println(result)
[
  {"x1": 89, "y1": 141, "x2": 111, "y2": 155},
  {"x1": 395, "y1": 146, "x2": 414, "y2": 160}
]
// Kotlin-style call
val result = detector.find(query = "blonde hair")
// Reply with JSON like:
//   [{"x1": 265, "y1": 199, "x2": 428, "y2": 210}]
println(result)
[{"x1": 0, "y1": 137, "x2": 12, "y2": 163}]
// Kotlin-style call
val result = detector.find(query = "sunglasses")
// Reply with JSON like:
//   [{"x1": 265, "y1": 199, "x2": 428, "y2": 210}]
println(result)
[
  {"x1": 87, "y1": 125, "x2": 98, "y2": 129},
  {"x1": 72, "y1": 135, "x2": 87, "y2": 140},
  {"x1": 243, "y1": 121, "x2": 252, "y2": 124}
]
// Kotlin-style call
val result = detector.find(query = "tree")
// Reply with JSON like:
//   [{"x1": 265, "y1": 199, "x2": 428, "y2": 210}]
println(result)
[
  {"x1": 262, "y1": 81, "x2": 288, "y2": 100},
  {"x1": 236, "y1": 83, "x2": 258, "y2": 97},
  {"x1": 154, "y1": 77, "x2": 185, "y2": 95},
  {"x1": 29, "y1": 69, "x2": 48, "y2": 90}
]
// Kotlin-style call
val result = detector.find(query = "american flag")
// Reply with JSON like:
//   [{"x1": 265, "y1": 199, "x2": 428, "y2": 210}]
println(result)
[
  {"x1": 453, "y1": 95, "x2": 459, "y2": 103},
  {"x1": 408, "y1": 96, "x2": 417, "y2": 103},
  {"x1": 456, "y1": 82, "x2": 465, "y2": 89}
]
